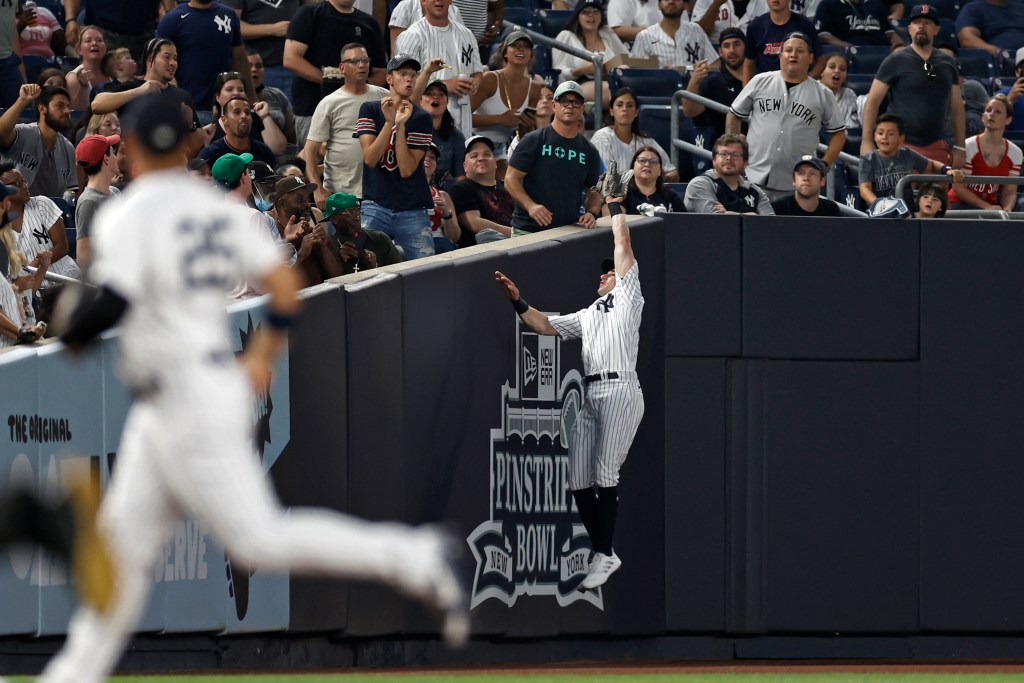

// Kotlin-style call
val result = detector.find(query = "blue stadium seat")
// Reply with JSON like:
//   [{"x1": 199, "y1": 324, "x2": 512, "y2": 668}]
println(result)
[
  {"x1": 22, "y1": 55, "x2": 52, "y2": 85},
  {"x1": 49, "y1": 196, "x2": 75, "y2": 261},
  {"x1": 535, "y1": 9, "x2": 574, "y2": 37},
  {"x1": 847, "y1": 46, "x2": 890, "y2": 75},
  {"x1": 505, "y1": 0, "x2": 535, "y2": 8},
  {"x1": 503, "y1": 7, "x2": 534, "y2": 28},
  {"x1": 845, "y1": 73, "x2": 875, "y2": 96},
  {"x1": 608, "y1": 68, "x2": 687, "y2": 99},
  {"x1": 958, "y1": 48, "x2": 996, "y2": 80},
  {"x1": 638, "y1": 104, "x2": 713, "y2": 181},
  {"x1": 663, "y1": 182, "x2": 687, "y2": 206}
]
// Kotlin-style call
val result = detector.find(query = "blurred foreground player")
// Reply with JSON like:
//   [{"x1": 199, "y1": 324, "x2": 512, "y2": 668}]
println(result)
[
  {"x1": 494, "y1": 205, "x2": 644, "y2": 590},
  {"x1": 42, "y1": 95, "x2": 469, "y2": 683}
]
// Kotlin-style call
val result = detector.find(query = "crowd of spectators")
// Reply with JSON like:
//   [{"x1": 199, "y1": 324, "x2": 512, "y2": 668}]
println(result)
[{"x1": 0, "y1": 0, "x2": 1020, "y2": 340}]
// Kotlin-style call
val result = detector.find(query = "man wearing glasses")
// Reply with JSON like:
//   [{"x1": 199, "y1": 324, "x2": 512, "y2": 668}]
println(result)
[
  {"x1": 303, "y1": 43, "x2": 388, "y2": 206},
  {"x1": 505, "y1": 81, "x2": 603, "y2": 234},
  {"x1": 860, "y1": 3, "x2": 966, "y2": 168},
  {"x1": 684, "y1": 133, "x2": 774, "y2": 214}
]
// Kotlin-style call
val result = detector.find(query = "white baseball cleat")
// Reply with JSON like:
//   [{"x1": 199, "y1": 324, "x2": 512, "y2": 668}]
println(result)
[
  {"x1": 581, "y1": 551, "x2": 621, "y2": 590},
  {"x1": 421, "y1": 527, "x2": 471, "y2": 648}
]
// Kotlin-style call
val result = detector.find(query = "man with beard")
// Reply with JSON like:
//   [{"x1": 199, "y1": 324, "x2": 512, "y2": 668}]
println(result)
[
  {"x1": 770, "y1": 155, "x2": 841, "y2": 216},
  {"x1": 629, "y1": 0, "x2": 718, "y2": 71},
  {"x1": 303, "y1": 43, "x2": 389, "y2": 206},
  {"x1": 449, "y1": 135, "x2": 513, "y2": 246},
  {"x1": 860, "y1": 3, "x2": 965, "y2": 167},
  {"x1": 681, "y1": 27, "x2": 746, "y2": 140},
  {"x1": 156, "y1": 0, "x2": 256, "y2": 114},
  {"x1": 727, "y1": 32, "x2": 845, "y2": 201},
  {"x1": 0, "y1": 84, "x2": 76, "y2": 198},
  {"x1": 269, "y1": 174, "x2": 344, "y2": 286},
  {"x1": 684, "y1": 132, "x2": 774, "y2": 214},
  {"x1": 199, "y1": 96, "x2": 277, "y2": 168}
]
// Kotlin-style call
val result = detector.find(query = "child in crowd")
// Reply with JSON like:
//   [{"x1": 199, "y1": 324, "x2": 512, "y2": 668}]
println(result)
[
  {"x1": 916, "y1": 182, "x2": 948, "y2": 218},
  {"x1": 859, "y1": 113, "x2": 962, "y2": 207}
]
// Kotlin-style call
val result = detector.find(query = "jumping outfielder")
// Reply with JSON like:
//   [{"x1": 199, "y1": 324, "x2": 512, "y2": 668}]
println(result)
[
  {"x1": 494, "y1": 204, "x2": 644, "y2": 590},
  {"x1": 43, "y1": 95, "x2": 468, "y2": 683}
]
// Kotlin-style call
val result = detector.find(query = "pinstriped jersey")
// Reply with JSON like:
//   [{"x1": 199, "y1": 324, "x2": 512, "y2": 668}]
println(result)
[
  {"x1": 548, "y1": 262, "x2": 643, "y2": 376},
  {"x1": 0, "y1": 276, "x2": 20, "y2": 347},
  {"x1": 354, "y1": 100, "x2": 435, "y2": 210},
  {"x1": 12, "y1": 196, "x2": 80, "y2": 282},
  {"x1": 630, "y1": 21, "x2": 718, "y2": 70},
  {"x1": 395, "y1": 18, "x2": 482, "y2": 134}
]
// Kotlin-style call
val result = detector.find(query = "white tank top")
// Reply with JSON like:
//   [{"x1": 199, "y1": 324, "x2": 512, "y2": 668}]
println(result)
[{"x1": 474, "y1": 71, "x2": 534, "y2": 147}]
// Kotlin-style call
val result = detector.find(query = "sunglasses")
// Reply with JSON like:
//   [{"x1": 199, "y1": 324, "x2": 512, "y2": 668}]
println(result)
[{"x1": 923, "y1": 61, "x2": 936, "y2": 80}]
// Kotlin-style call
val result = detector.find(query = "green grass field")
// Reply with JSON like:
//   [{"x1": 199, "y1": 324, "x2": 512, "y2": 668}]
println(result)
[{"x1": 11, "y1": 673, "x2": 1024, "y2": 682}]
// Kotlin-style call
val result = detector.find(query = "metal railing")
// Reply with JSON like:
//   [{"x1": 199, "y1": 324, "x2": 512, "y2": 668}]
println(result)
[
  {"x1": 670, "y1": 89, "x2": 861, "y2": 200},
  {"x1": 23, "y1": 266, "x2": 83, "y2": 285},
  {"x1": 502, "y1": 20, "x2": 605, "y2": 129}
]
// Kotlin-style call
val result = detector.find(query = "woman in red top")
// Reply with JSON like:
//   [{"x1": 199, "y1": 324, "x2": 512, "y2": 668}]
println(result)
[{"x1": 950, "y1": 94, "x2": 1023, "y2": 212}]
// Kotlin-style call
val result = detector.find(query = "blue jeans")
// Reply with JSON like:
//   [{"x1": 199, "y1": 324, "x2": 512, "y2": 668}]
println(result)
[
  {"x1": 361, "y1": 200, "x2": 435, "y2": 260},
  {"x1": 263, "y1": 65, "x2": 293, "y2": 98}
]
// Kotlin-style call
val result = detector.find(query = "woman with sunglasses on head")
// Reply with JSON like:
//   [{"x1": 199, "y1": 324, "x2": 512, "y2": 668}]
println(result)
[
  {"x1": 949, "y1": 93, "x2": 1022, "y2": 213},
  {"x1": 202, "y1": 71, "x2": 287, "y2": 155},
  {"x1": 554, "y1": 0, "x2": 627, "y2": 108},
  {"x1": 606, "y1": 146, "x2": 684, "y2": 214},
  {"x1": 592, "y1": 87, "x2": 679, "y2": 183},
  {"x1": 66, "y1": 25, "x2": 110, "y2": 110}
]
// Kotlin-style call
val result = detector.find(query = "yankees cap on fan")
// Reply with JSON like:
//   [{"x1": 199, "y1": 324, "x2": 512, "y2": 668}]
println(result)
[
  {"x1": 793, "y1": 154, "x2": 826, "y2": 174},
  {"x1": 271, "y1": 175, "x2": 316, "y2": 203},
  {"x1": 122, "y1": 94, "x2": 190, "y2": 154},
  {"x1": 247, "y1": 160, "x2": 279, "y2": 184},
  {"x1": 387, "y1": 53, "x2": 421, "y2": 73},
  {"x1": 465, "y1": 134, "x2": 495, "y2": 152},
  {"x1": 554, "y1": 80, "x2": 585, "y2": 100}
]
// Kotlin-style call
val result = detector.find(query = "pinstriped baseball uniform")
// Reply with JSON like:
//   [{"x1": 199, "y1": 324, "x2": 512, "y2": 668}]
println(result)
[
  {"x1": 630, "y1": 21, "x2": 719, "y2": 69},
  {"x1": 395, "y1": 18, "x2": 483, "y2": 134},
  {"x1": 548, "y1": 262, "x2": 644, "y2": 489},
  {"x1": 11, "y1": 196, "x2": 80, "y2": 282},
  {"x1": 389, "y1": 0, "x2": 465, "y2": 30},
  {"x1": 0, "y1": 276, "x2": 20, "y2": 347}
]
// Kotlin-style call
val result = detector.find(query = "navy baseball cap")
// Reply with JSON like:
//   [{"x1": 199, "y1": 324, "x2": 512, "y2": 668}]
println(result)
[
  {"x1": 719, "y1": 27, "x2": 745, "y2": 43},
  {"x1": 387, "y1": 53, "x2": 420, "y2": 73},
  {"x1": 793, "y1": 154, "x2": 826, "y2": 174},
  {"x1": 122, "y1": 94, "x2": 190, "y2": 154},
  {"x1": 601, "y1": 257, "x2": 614, "y2": 274},
  {"x1": 908, "y1": 4, "x2": 940, "y2": 23}
]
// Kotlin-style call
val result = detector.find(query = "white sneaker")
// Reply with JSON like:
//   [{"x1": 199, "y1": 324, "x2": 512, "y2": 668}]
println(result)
[
  {"x1": 420, "y1": 527, "x2": 471, "y2": 648},
  {"x1": 581, "y1": 551, "x2": 621, "y2": 590}
]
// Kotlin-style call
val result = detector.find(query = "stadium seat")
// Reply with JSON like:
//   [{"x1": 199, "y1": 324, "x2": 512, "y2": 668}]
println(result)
[
  {"x1": 664, "y1": 182, "x2": 687, "y2": 206},
  {"x1": 847, "y1": 46, "x2": 890, "y2": 75},
  {"x1": 22, "y1": 55, "x2": 52, "y2": 85},
  {"x1": 535, "y1": 9, "x2": 574, "y2": 37},
  {"x1": 505, "y1": 0, "x2": 535, "y2": 9},
  {"x1": 845, "y1": 73, "x2": 875, "y2": 96},
  {"x1": 609, "y1": 68, "x2": 687, "y2": 99},
  {"x1": 503, "y1": 7, "x2": 533, "y2": 28},
  {"x1": 958, "y1": 48, "x2": 996, "y2": 80}
]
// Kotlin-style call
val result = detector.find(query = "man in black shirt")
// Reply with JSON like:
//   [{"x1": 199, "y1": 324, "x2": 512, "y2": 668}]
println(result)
[
  {"x1": 284, "y1": 0, "x2": 388, "y2": 146},
  {"x1": 770, "y1": 155, "x2": 842, "y2": 216},
  {"x1": 681, "y1": 27, "x2": 745, "y2": 140}
]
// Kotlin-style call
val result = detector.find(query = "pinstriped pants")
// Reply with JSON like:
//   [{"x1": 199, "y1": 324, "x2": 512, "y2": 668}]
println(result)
[{"x1": 569, "y1": 378, "x2": 644, "y2": 489}]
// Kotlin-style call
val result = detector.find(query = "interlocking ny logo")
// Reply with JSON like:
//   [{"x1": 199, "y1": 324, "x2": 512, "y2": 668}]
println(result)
[
  {"x1": 31, "y1": 226, "x2": 49, "y2": 246},
  {"x1": 595, "y1": 293, "x2": 614, "y2": 313},
  {"x1": 745, "y1": 194, "x2": 756, "y2": 208},
  {"x1": 214, "y1": 14, "x2": 233, "y2": 34},
  {"x1": 694, "y1": 133, "x2": 705, "y2": 148},
  {"x1": 684, "y1": 42, "x2": 702, "y2": 63},
  {"x1": 845, "y1": 194, "x2": 856, "y2": 207},
  {"x1": 462, "y1": 43, "x2": 475, "y2": 65}
]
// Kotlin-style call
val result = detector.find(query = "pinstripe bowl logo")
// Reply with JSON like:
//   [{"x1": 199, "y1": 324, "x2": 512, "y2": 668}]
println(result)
[{"x1": 466, "y1": 318, "x2": 605, "y2": 609}]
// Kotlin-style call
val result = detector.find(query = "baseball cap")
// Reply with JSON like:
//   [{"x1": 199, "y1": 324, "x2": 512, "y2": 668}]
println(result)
[
  {"x1": 465, "y1": 134, "x2": 495, "y2": 152},
  {"x1": 1015, "y1": 46, "x2": 1024, "y2": 67},
  {"x1": 424, "y1": 80, "x2": 449, "y2": 96},
  {"x1": 211, "y1": 152, "x2": 254, "y2": 188},
  {"x1": 554, "y1": 80, "x2": 585, "y2": 101},
  {"x1": 247, "y1": 160, "x2": 280, "y2": 184},
  {"x1": 271, "y1": 175, "x2": 315, "y2": 203},
  {"x1": 719, "y1": 27, "x2": 745, "y2": 43},
  {"x1": 322, "y1": 192, "x2": 359, "y2": 221},
  {"x1": 793, "y1": 154, "x2": 826, "y2": 174},
  {"x1": 503, "y1": 29, "x2": 534, "y2": 49},
  {"x1": 601, "y1": 257, "x2": 614, "y2": 274},
  {"x1": 387, "y1": 53, "x2": 421, "y2": 73},
  {"x1": 187, "y1": 157, "x2": 210, "y2": 173},
  {"x1": 122, "y1": 94, "x2": 190, "y2": 154},
  {"x1": 76, "y1": 134, "x2": 120, "y2": 167},
  {"x1": 908, "y1": 4, "x2": 940, "y2": 23}
]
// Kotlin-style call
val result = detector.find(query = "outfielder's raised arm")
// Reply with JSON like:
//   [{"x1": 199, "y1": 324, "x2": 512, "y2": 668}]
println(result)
[
  {"x1": 608, "y1": 203, "x2": 636, "y2": 276},
  {"x1": 494, "y1": 270, "x2": 559, "y2": 336}
]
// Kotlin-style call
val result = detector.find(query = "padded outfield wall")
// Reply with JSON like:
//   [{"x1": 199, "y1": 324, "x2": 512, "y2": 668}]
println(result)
[{"x1": 2, "y1": 215, "x2": 1024, "y2": 667}]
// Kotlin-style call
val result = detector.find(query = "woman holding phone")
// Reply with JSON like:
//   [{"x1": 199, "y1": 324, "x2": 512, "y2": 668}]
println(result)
[{"x1": 471, "y1": 30, "x2": 542, "y2": 179}]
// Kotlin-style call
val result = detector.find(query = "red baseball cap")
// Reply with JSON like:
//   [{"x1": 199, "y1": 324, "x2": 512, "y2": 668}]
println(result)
[{"x1": 76, "y1": 134, "x2": 120, "y2": 166}]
